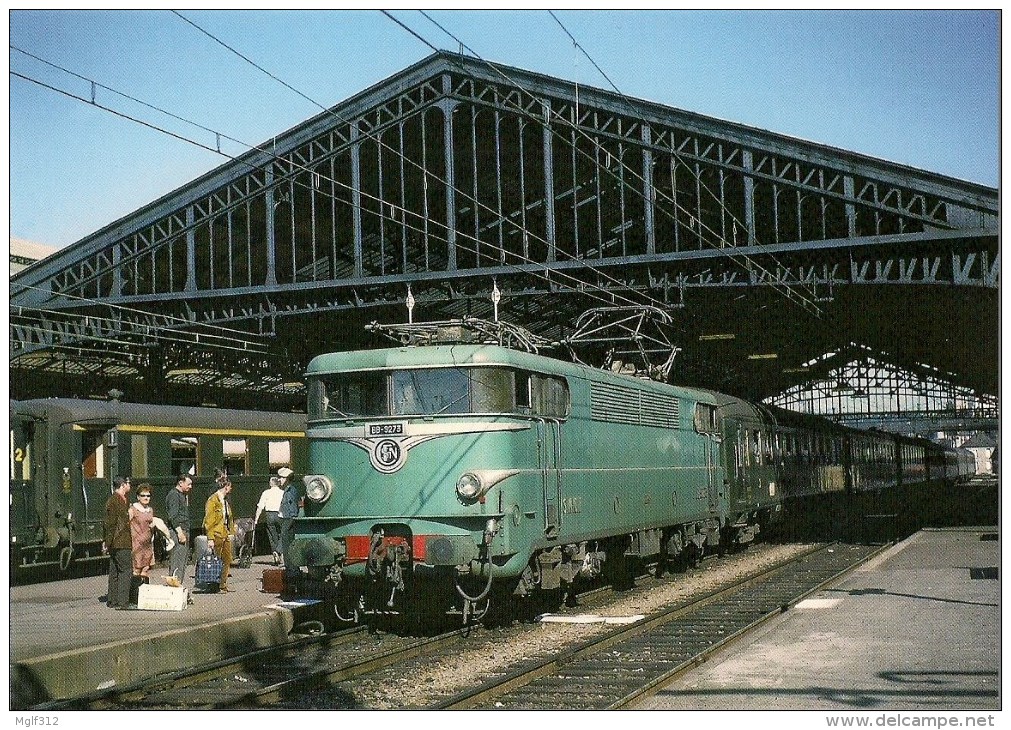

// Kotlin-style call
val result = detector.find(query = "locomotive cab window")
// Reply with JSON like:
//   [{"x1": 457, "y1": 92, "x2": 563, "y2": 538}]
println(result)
[
  {"x1": 308, "y1": 367, "x2": 567, "y2": 420},
  {"x1": 392, "y1": 367, "x2": 514, "y2": 415},
  {"x1": 530, "y1": 373, "x2": 569, "y2": 419}
]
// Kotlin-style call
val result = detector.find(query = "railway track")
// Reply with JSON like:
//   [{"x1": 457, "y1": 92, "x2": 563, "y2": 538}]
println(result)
[
  {"x1": 34, "y1": 542, "x2": 877, "y2": 710},
  {"x1": 34, "y1": 624, "x2": 436, "y2": 710},
  {"x1": 431, "y1": 542, "x2": 884, "y2": 709}
]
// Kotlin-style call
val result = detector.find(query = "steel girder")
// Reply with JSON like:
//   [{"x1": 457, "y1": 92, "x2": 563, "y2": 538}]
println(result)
[{"x1": 10, "y1": 52, "x2": 998, "y2": 410}]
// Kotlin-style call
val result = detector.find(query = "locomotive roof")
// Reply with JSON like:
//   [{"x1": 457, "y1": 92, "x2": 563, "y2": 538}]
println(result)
[
  {"x1": 11, "y1": 398, "x2": 306, "y2": 433},
  {"x1": 306, "y1": 345, "x2": 717, "y2": 403}
]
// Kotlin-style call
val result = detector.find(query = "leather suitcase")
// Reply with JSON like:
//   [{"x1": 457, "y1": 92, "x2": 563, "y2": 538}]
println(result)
[
  {"x1": 261, "y1": 568, "x2": 285, "y2": 594},
  {"x1": 138, "y1": 584, "x2": 188, "y2": 611}
]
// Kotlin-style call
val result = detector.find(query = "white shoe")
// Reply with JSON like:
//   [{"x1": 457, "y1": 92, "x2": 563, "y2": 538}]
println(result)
[{"x1": 165, "y1": 539, "x2": 176, "y2": 551}]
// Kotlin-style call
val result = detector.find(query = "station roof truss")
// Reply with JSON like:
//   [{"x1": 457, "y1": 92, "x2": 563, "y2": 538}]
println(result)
[
  {"x1": 10, "y1": 52, "x2": 998, "y2": 414},
  {"x1": 763, "y1": 342, "x2": 998, "y2": 435}
]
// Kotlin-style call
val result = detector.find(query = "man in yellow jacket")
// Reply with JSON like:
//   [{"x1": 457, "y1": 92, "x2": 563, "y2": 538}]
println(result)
[{"x1": 203, "y1": 474, "x2": 235, "y2": 592}]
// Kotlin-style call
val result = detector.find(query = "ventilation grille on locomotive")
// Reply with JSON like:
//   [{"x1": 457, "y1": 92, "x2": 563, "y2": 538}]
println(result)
[{"x1": 590, "y1": 381, "x2": 679, "y2": 428}]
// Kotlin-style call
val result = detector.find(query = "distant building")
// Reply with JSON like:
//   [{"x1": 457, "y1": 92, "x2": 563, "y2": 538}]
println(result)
[
  {"x1": 960, "y1": 432, "x2": 997, "y2": 475},
  {"x1": 10, "y1": 237, "x2": 56, "y2": 276}
]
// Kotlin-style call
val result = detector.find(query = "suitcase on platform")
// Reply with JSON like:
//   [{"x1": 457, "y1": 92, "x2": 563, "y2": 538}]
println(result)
[
  {"x1": 138, "y1": 584, "x2": 189, "y2": 611},
  {"x1": 261, "y1": 567, "x2": 285, "y2": 594}
]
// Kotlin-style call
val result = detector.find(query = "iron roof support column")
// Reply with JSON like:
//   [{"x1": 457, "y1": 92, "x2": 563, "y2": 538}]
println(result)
[
  {"x1": 185, "y1": 205, "x2": 196, "y2": 292},
  {"x1": 351, "y1": 125, "x2": 364, "y2": 279},
  {"x1": 111, "y1": 243, "x2": 123, "y2": 297},
  {"x1": 743, "y1": 150, "x2": 757, "y2": 245},
  {"x1": 439, "y1": 80, "x2": 458, "y2": 271},
  {"x1": 542, "y1": 99, "x2": 556, "y2": 263},
  {"x1": 264, "y1": 168, "x2": 277, "y2": 286},
  {"x1": 642, "y1": 126, "x2": 656, "y2": 255},
  {"x1": 844, "y1": 175, "x2": 857, "y2": 238}
]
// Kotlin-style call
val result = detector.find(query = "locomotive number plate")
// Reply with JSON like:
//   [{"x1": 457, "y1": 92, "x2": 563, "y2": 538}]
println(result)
[{"x1": 369, "y1": 422, "x2": 405, "y2": 436}]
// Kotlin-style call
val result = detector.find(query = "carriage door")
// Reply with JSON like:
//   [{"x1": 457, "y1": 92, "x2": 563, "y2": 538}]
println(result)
[
  {"x1": 537, "y1": 419, "x2": 562, "y2": 538},
  {"x1": 695, "y1": 403, "x2": 723, "y2": 517}
]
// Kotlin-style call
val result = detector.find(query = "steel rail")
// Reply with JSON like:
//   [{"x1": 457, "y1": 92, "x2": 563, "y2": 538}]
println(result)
[
  {"x1": 33, "y1": 625, "x2": 368, "y2": 710},
  {"x1": 431, "y1": 542, "x2": 886, "y2": 709},
  {"x1": 607, "y1": 542, "x2": 889, "y2": 709}
]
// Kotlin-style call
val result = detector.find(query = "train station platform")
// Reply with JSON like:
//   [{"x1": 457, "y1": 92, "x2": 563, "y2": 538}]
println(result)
[
  {"x1": 10, "y1": 554, "x2": 317, "y2": 709},
  {"x1": 632, "y1": 526, "x2": 1000, "y2": 711}
]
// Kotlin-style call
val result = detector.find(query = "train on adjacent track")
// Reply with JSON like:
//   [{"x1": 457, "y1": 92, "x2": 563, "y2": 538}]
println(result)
[
  {"x1": 9, "y1": 397, "x2": 307, "y2": 577},
  {"x1": 288, "y1": 338, "x2": 976, "y2": 622}
]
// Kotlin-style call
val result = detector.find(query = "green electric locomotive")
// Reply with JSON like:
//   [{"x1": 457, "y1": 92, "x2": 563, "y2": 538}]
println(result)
[{"x1": 291, "y1": 343, "x2": 788, "y2": 620}]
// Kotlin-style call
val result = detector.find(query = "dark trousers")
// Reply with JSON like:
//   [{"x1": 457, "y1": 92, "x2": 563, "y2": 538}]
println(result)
[
  {"x1": 107, "y1": 548, "x2": 133, "y2": 607},
  {"x1": 279, "y1": 517, "x2": 296, "y2": 577},
  {"x1": 168, "y1": 537, "x2": 190, "y2": 582},
  {"x1": 263, "y1": 512, "x2": 282, "y2": 554}
]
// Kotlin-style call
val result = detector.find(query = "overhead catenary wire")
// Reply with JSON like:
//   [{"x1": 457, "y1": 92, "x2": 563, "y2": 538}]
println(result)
[
  {"x1": 167, "y1": 11, "x2": 674, "y2": 315},
  {"x1": 11, "y1": 281, "x2": 273, "y2": 346},
  {"x1": 9, "y1": 63, "x2": 658, "y2": 336},
  {"x1": 546, "y1": 9, "x2": 822, "y2": 306},
  {"x1": 10, "y1": 41, "x2": 672, "y2": 319},
  {"x1": 10, "y1": 300, "x2": 271, "y2": 356},
  {"x1": 402, "y1": 10, "x2": 823, "y2": 315}
]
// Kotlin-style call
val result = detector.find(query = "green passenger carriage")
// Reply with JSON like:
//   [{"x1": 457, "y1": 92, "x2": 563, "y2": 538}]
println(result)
[{"x1": 10, "y1": 398, "x2": 307, "y2": 577}]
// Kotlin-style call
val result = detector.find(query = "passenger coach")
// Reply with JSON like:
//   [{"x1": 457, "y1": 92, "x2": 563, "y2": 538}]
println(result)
[{"x1": 10, "y1": 398, "x2": 307, "y2": 575}]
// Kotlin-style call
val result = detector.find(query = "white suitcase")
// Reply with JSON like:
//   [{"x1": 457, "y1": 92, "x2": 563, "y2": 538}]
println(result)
[{"x1": 138, "y1": 583, "x2": 189, "y2": 611}]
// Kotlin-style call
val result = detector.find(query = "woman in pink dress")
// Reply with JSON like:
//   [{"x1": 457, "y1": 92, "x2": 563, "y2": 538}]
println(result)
[{"x1": 129, "y1": 484, "x2": 174, "y2": 579}]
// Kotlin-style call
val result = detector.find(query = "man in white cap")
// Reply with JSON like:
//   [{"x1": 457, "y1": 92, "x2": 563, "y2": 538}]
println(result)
[
  {"x1": 276, "y1": 467, "x2": 299, "y2": 582},
  {"x1": 253, "y1": 476, "x2": 285, "y2": 565}
]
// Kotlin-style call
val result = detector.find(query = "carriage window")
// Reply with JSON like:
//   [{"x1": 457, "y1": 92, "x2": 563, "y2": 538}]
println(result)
[
  {"x1": 172, "y1": 436, "x2": 197, "y2": 476},
  {"x1": 269, "y1": 440, "x2": 292, "y2": 471},
  {"x1": 131, "y1": 434, "x2": 148, "y2": 478},
  {"x1": 82, "y1": 430, "x2": 106, "y2": 479},
  {"x1": 223, "y1": 439, "x2": 248, "y2": 476},
  {"x1": 693, "y1": 403, "x2": 719, "y2": 434},
  {"x1": 752, "y1": 430, "x2": 762, "y2": 466}
]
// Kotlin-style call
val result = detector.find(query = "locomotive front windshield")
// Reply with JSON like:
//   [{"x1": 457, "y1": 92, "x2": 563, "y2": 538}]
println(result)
[{"x1": 308, "y1": 366, "x2": 567, "y2": 419}]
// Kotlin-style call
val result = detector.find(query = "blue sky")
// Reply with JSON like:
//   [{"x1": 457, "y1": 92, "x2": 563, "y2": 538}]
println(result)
[{"x1": 9, "y1": 9, "x2": 1000, "y2": 249}]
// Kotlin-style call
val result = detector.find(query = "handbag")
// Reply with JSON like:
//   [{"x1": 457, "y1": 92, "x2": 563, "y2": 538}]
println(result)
[{"x1": 195, "y1": 548, "x2": 224, "y2": 584}]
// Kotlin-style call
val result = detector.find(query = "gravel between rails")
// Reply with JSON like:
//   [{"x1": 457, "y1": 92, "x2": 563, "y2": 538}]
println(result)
[{"x1": 283, "y1": 542, "x2": 818, "y2": 710}]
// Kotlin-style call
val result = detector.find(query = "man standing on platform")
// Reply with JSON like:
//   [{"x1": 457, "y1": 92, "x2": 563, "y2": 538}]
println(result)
[
  {"x1": 164, "y1": 474, "x2": 193, "y2": 587},
  {"x1": 254, "y1": 475, "x2": 285, "y2": 565},
  {"x1": 277, "y1": 467, "x2": 300, "y2": 584},
  {"x1": 103, "y1": 475, "x2": 133, "y2": 609},
  {"x1": 204, "y1": 472, "x2": 236, "y2": 592}
]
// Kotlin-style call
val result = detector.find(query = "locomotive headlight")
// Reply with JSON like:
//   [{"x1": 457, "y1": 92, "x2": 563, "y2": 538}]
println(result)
[
  {"x1": 304, "y1": 475, "x2": 334, "y2": 503},
  {"x1": 456, "y1": 472, "x2": 483, "y2": 501}
]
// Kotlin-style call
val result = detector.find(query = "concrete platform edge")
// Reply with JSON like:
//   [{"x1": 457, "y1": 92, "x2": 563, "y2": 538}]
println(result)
[{"x1": 12, "y1": 605, "x2": 296, "y2": 708}]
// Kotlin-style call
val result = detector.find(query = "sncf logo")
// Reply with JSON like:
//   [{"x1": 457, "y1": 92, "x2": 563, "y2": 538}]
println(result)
[{"x1": 370, "y1": 439, "x2": 406, "y2": 473}]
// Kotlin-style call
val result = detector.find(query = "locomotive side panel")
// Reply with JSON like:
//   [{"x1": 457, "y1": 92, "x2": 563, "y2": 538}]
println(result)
[{"x1": 555, "y1": 375, "x2": 717, "y2": 544}]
